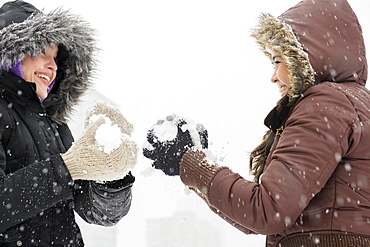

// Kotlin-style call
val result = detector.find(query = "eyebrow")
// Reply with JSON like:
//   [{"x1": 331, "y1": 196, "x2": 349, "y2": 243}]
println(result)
[{"x1": 272, "y1": 55, "x2": 282, "y2": 61}]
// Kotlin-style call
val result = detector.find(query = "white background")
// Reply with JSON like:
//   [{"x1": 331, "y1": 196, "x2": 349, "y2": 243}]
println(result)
[{"x1": 3, "y1": 0, "x2": 370, "y2": 246}]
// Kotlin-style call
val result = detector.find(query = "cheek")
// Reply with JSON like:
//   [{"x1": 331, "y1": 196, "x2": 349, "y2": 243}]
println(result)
[
  {"x1": 22, "y1": 68, "x2": 32, "y2": 82},
  {"x1": 277, "y1": 66, "x2": 291, "y2": 85},
  {"x1": 21, "y1": 60, "x2": 36, "y2": 82},
  {"x1": 278, "y1": 71, "x2": 288, "y2": 83}
]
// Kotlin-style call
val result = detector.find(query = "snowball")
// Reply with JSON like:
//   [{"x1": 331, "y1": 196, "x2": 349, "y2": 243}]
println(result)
[
  {"x1": 92, "y1": 115, "x2": 124, "y2": 153},
  {"x1": 152, "y1": 119, "x2": 178, "y2": 141}
]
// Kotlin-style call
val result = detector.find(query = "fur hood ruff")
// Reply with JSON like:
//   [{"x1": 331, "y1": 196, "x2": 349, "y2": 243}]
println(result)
[
  {"x1": 0, "y1": 5, "x2": 97, "y2": 123},
  {"x1": 251, "y1": 13, "x2": 316, "y2": 105}
]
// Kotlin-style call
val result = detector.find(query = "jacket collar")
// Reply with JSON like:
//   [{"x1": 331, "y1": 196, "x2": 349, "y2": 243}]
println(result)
[
  {"x1": 264, "y1": 95, "x2": 291, "y2": 134},
  {"x1": 0, "y1": 70, "x2": 47, "y2": 115}
]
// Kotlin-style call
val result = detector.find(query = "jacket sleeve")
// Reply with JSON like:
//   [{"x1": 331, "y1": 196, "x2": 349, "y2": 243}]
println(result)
[
  {"x1": 0, "y1": 110, "x2": 75, "y2": 232},
  {"x1": 188, "y1": 185, "x2": 257, "y2": 234},
  {"x1": 180, "y1": 151, "x2": 257, "y2": 235},
  {"x1": 0, "y1": 152, "x2": 74, "y2": 232},
  {"x1": 73, "y1": 172, "x2": 135, "y2": 226},
  {"x1": 180, "y1": 85, "x2": 357, "y2": 235}
]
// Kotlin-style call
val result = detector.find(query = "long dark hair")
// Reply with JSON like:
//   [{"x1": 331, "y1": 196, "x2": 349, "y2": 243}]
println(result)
[{"x1": 249, "y1": 130, "x2": 275, "y2": 183}]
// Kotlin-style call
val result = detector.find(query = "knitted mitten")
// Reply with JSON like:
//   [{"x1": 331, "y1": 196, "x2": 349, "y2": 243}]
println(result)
[
  {"x1": 62, "y1": 103, "x2": 137, "y2": 181},
  {"x1": 85, "y1": 101, "x2": 133, "y2": 135}
]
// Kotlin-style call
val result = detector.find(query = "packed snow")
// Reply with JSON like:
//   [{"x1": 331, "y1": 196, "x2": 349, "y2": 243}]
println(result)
[
  {"x1": 95, "y1": 121, "x2": 122, "y2": 153},
  {"x1": 90, "y1": 114, "x2": 123, "y2": 153},
  {"x1": 152, "y1": 116, "x2": 178, "y2": 142},
  {"x1": 149, "y1": 115, "x2": 204, "y2": 148}
]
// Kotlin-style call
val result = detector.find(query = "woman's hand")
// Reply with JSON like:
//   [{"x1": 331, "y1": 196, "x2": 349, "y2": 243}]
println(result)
[
  {"x1": 62, "y1": 102, "x2": 137, "y2": 181},
  {"x1": 143, "y1": 115, "x2": 208, "y2": 176}
]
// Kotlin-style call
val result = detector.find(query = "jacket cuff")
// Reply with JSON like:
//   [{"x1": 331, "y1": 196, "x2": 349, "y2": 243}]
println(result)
[
  {"x1": 93, "y1": 172, "x2": 135, "y2": 190},
  {"x1": 179, "y1": 148, "x2": 225, "y2": 200}
]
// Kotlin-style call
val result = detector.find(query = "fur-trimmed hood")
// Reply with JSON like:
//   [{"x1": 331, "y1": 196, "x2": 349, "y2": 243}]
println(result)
[
  {"x1": 252, "y1": 0, "x2": 367, "y2": 105},
  {"x1": 0, "y1": 0, "x2": 97, "y2": 123}
]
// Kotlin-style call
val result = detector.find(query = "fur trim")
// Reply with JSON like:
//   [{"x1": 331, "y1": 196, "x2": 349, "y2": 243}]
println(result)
[
  {"x1": 0, "y1": 9, "x2": 97, "y2": 123},
  {"x1": 251, "y1": 13, "x2": 316, "y2": 105}
]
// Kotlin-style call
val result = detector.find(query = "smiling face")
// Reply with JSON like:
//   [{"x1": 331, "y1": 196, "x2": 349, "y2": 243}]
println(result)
[
  {"x1": 21, "y1": 45, "x2": 58, "y2": 100},
  {"x1": 271, "y1": 51, "x2": 291, "y2": 98}
]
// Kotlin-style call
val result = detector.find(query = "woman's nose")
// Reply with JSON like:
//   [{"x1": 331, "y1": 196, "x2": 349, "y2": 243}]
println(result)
[
  {"x1": 47, "y1": 59, "x2": 58, "y2": 71},
  {"x1": 271, "y1": 70, "x2": 278, "y2": 83}
]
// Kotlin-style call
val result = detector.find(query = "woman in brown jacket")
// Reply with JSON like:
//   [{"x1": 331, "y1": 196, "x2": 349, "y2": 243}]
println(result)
[{"x1": 143, "y1": 0, "x2": 370, "y2": 246}]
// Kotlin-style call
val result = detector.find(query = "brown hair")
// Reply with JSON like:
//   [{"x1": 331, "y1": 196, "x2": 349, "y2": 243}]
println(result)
[{"x1": 249, "y1": 130, "x2": 275, "y2": 183}]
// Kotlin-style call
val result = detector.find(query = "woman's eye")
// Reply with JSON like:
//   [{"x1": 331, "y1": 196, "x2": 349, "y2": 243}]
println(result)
[{"x1": 272, "y1": 60, "x2": 281, "y2": 69}]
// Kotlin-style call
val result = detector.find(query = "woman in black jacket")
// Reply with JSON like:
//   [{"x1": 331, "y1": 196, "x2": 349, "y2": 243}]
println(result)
[{"x1": 0, "y1": 1, "x2": 137, "y2": 246}]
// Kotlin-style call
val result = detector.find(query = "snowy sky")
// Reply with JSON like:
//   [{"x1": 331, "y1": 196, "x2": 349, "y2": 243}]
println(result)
[{"x1": 2, "y1": 0, "x2": 370, "y2": 246}]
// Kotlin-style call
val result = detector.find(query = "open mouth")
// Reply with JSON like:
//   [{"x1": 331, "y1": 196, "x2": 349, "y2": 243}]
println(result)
[
  {"x1": 35, "y1": 73, "x2": 51, "y2": 83},
  {"x1": 279, "y1": 85, "x2": 288, "y2": 96}
]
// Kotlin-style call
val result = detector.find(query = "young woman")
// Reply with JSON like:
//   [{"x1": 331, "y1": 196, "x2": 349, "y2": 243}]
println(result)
[
  {"x1": 143, "y1": 0, "x2": 370, "y2": 246},
  {"x1": 0, "y1": 1, "x2": 137, "y2": 246}
]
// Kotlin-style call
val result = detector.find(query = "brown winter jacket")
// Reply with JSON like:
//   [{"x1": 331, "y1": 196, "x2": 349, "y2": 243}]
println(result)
[{"x1": 179, "y1": 0, "x2": 370, "y2": 246}]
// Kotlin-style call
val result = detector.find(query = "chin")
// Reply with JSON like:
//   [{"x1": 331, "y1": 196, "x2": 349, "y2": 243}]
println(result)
[
  {"x1": 280, "y1": 92, "x2": 288, "y2": 98},
  {"x1": 37, "y1": 93, "x2": 48, "y2": 100}
]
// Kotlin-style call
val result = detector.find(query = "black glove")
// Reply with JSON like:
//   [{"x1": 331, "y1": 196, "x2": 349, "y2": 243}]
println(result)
[{"x1": 143, "y1": 115, "x2": 208, "y2": 176}]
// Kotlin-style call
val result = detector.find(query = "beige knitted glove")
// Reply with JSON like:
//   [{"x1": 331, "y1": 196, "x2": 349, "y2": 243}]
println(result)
[
  {"x1": 85, "y1": 101, "x2": 133, "y2": 135},
  {"x1": 62, "y1": 103, "x2": 137, "y2": 181}
]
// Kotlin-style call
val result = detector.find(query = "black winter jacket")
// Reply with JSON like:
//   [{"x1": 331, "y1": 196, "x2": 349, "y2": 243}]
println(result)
[
  {"x1": 0, "y1": 72, "x2": 135, "y2": 246},
  {"x1": 0, "y1": 1, "x2": 135, "y2": 246}
]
